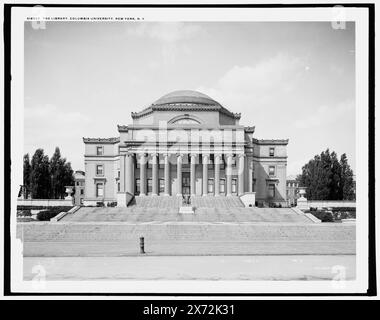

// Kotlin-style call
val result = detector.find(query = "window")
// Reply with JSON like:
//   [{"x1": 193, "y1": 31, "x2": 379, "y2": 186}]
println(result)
[
  {"x1": 80, "y1": 198, "x2": 84, "y2": 205},
  {"x1": 117, "y1": 182, "x2": 120, "y2": 192},
  {"x1": 96, "y1": 164, "x2": 104, "y2": 176},
  {"x1": 208, "y1": 179, "x2": 214, "y2": 194},
  {"x1": 96, "y1": 183, "x2": 104, "y2": 197},
  {"x1": 220, "y1": 179, "x2": 225, "y2": 194},
  {"x1": 159, "y1": 179, "x2": 165, "y2": 194},
  {"x1": 135, "y1": 178, "x2": 140, "y2": 195},
  {"x1": 118, "y1": 171, "x2": 120, "y2": 178},
  {"x1": 96, "y1": 146, "x2": 103, "y2": 156},
  {"x1": 147, "y1": 179, "x2": 152, "y2": 194},
  {"x1": 80, "y1": 189, "x2": 84, "y2": 195},
  {"x1": 269, "y1": 184, "x2": 275, "y2": 198},
  {"x1": 252, "y1": 175, "x2": 255, "y2": 192},
  {"x1": 208, "y1": 155, "x2": 214, "y2": 170},
  {"x1": 76, "y1": 181, "x2": 80, "y2": 186},
  {"x1": 269, "y1": 147, "x2": 275, "y2": 157},
  {"x1": 231, "y1": 157, "x2": 237, "y2": 167},
  {"x1": 269, "y1": 166, "x2": 275, "y2": 176},
  {"x1": 232, "y1": 178, "x2": 237, "y2": 194}
]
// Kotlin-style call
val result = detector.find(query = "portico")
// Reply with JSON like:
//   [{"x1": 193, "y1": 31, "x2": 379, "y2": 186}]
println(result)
[{"x1": 118, "y1": 151, "x2": 245, "y2": 197}]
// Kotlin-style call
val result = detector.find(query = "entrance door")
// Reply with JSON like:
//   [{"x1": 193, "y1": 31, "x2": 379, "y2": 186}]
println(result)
[{"x1": 182, "y1": 172, "x2": 190, "y2": 196}]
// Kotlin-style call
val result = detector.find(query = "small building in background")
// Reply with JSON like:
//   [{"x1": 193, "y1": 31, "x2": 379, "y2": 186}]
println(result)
[
  {"x1": 286, "y1": 175, "x2": 299, "y2": 207},
  {"x1": 74, "y1": 170, "x2": 85, "y2": 205}
]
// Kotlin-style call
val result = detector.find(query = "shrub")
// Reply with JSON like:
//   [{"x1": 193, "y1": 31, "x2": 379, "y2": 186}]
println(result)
[
  {"x1": 17, "y1": 209, "x2": 31, "y2": 217},
  {"x1": 311, "y1": 210, "x2": 334, "y2": 222},
  {"x1": 107, "y1": 201, "x2": 117, "y2": 207},
  {"x1": 96, "y1": 202, "x2": 105, "y2": 207},
  {"x1": 37, "y1": 206, "x2": 73, "y2": 221}
]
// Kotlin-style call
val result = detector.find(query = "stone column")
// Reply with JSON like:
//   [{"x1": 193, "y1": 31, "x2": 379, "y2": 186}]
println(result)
[
  {"x1": 202, "y1": 154, "x2": 209, "y2": 196},
  {"x1": 176, "y1": 154, "x2": 183, "y2": 196},
  {"x1": 226, "y1": 154, "x2": 233, "y2": 196},
  {"x1": 152, "y1": 153, "x2": 158, "y2": 196},
  {"x1": 125, "y1": 153, "x2": 134, "y2": 194},
  {"x1": 238, "y1": 154, "x2": 245, "y2": 196},
  {"x1": 120, "y1": 154, "x2": 126, "y2": 192},
  {"x1": 190, "y1": 154, "x2": 197, "y2": 196},
  {"x1": 214, "y1": 154, "x2": 221, "y2": 196},
  {"x1": 164, "y1": 154, "x2": 170, "y2": 196},
  {"x1": 139, "y1": 153, "x2": 147, "y2": 196},
  {"x1": 248, "y1": 157, "x2": 253, "y2": 193}
]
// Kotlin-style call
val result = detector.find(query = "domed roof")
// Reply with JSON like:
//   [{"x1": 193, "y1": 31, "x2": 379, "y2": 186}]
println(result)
[{"x1": 152, "y1": 90, "x2": 220, "y2": 106}]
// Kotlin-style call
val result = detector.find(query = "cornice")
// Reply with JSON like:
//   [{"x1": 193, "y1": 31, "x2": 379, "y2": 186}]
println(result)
[
  {"x1": 131, "y1": 103, "x2": 241, "y2": 120},
  {"x1": 83, "y1": 137, "x2": 120, "y2": 144},
  {"x1": 252, "y1": 138, "x2": 289, "y2": 145}
]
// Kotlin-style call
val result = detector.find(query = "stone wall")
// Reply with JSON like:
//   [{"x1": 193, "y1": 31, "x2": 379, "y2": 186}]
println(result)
[{"x1": 17, "y1": 199, "x2": 73, "y2": 207}]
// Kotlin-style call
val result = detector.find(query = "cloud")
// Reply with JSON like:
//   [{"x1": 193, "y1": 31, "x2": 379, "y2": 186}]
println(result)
[
  {"x1": 294, "y1": 100, "x2": 355, "y2": 129},
  {"x1": 127, "y1": 22, "x2": 201, "y2": 43},
  {"x1": 126, "y1": 22, "x2": 202, "y2": 64},
  {"x1": 197, "y1": 53, "x2": 307, "y2": 113}
]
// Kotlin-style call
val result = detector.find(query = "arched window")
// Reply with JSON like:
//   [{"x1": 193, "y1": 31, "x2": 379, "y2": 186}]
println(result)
[
  {"x1": 168, "y1": 114, "x2": 202, "y2": 125},
  {"x1": 172, "y1": 118, "x2": 200, "y2": 125}
]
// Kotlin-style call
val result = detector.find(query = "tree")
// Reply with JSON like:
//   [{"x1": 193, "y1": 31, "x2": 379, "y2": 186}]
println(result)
[
  {"x1": 298, "y1": 149, "x2": 355, "y2": 201},
  {"x1": 340, "y1": 153, "x2": 355, "y2": 200},
  {"x1": 49, "y1": 147, "x2": 75, "y2": 199},
  {"x1": 23, "y1": 154, "x2": 32, "y2": 198},
  {"x1": 30, "y1": 149, "x2": 51, "y2": 199},
  {"x1": 26, "y1": 147, "x2": 75, "y2": 199}
]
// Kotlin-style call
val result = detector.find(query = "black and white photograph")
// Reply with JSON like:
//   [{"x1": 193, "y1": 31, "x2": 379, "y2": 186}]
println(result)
[{"x1": 2, "y1": 1, "x2": 375, "y2": 299}]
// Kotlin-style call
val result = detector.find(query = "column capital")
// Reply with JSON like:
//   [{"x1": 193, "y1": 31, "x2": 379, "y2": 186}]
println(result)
[
  {"x1": 225, "y1": 153, "x2": 234, "y2": 159},
  {"x1": 150, "y1": 152, "x2": 159, "y2": 158},
  {"x1": 238, "y1": 153, "x2": 246, "y2": 158},
  {"x1": 176, "y1": 153, "x2": 184, "y2": 159},
  {"x1": 137, "y1": 152, "x2": 147, "y2": 158},
  {"x1": 214, "y1": 153, "x2": 222, "y2": 158},
  {"x1": 190, "y1": 153, "x2": 198, "y2": 158}
]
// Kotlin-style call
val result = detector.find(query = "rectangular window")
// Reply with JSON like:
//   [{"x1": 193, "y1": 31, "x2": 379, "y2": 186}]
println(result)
[
  {"x1": 220, "y1": 179, "x2": 225, "y2": 194},
  {"x1": 269, "y1": 184, "x2": 275, "y2": 198},
  {"x1": 117, "y1": 182, "x2": 120, "y2": 192},
  {"x1": 159, "y1": 179, "x2": 165, "y2": 194},
  {"x1": 80, "y1": 198, "x2": 84, "y2": 205},
  {"x1": 231, "y1": 157, "x2": 236, "y2": 167},
  {"x1": 96, "y1": 183, "x2": 104, "y2": 197},
  {"x1": 269, "y1": 147, "x2": 275, "y2": 157},
  {"x1": 96, "y1": 164, "x2": 104, "y2": 176},
  {"x1": 80, "y1": 189, "x2": 84, "y2": 195},
  {"x1": 208, "y1": 178, "x2": 214, "y2": 194},
  {"x1": 135, "y1": 178, "x2": 140, "y2": 195},
  {"x1": 269, "y1": 166, "x2": 275, "y2": 176},
  {"x1": 147, "y1": 179, "x2": 152, "y2": 194},
  {"x1": 208, "y1": 155, "x2": 214, "y2": 170},
  {"x1": 252, "y1": 177, "x2": 255, "y2": 192},
  {"x1": 220, "y1": 156, "x2": 225, "y2": 170},
  {"x1": 118, "y1": 171, "x2": 120, "y2": 178},
  {"x1": 96, "y1": 146, "x2": 103, "y2": 156},
  {"x1": 232, "y1": 178, "x2": 237, "y2": 194}
]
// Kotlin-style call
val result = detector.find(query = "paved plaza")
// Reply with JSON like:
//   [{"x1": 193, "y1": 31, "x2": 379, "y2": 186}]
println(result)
[{"x1": 23, "y1": 255, "x2": 355, "y2": 281}]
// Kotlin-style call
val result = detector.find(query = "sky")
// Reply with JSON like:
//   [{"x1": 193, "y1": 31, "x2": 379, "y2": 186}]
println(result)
[{"x1": 24, "y1": 21, "x2": 355, "y2": 176}]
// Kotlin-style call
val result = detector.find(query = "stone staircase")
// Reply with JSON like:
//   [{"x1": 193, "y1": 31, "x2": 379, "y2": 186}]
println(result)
[
  {"x1": 133, "y1": 196, "x2": 182, "y2": 208},
  {"x1": 190, "y1": 196, "x2": 244, "y2": 208}
]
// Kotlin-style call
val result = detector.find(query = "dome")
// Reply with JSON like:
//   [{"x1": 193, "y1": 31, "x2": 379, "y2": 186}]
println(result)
[{"x1": 152, "y1": 90, "x2": 220, "y2": 106}]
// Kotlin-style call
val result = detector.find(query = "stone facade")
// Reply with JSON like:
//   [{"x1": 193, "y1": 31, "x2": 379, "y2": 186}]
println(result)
[
  {"x1": 73, "y1": 170, "x2": 85, "y2": 205},
  {"x1": 83, "y1": 90, "x2": 288, "y2": 207},
  {"x1": 286, "y1": 176, "x2": 299, "y2": 207}
]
